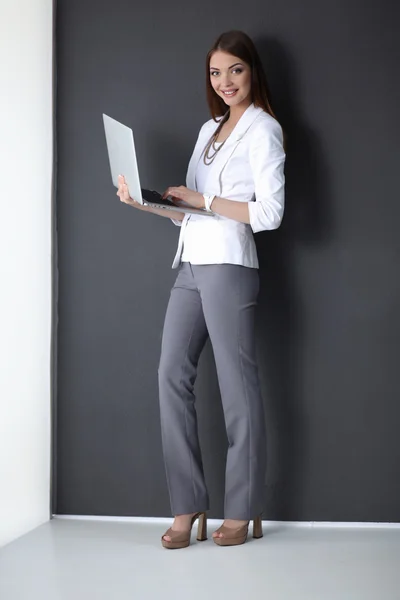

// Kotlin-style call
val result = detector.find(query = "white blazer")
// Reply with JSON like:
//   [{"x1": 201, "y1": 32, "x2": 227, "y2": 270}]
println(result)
[{"x1": 171, "y1": 103, "x2": 286, "y2": 269}]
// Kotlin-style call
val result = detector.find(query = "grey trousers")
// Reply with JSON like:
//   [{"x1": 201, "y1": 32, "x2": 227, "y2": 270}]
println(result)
[{"x1": 158, "y1": 262, "x2": 266, "y2": 520}]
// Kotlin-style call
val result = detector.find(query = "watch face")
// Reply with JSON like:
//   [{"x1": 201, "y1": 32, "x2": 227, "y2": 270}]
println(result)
[{"x1": 203, "y1": 194, "x2": 215, "y2": 212}]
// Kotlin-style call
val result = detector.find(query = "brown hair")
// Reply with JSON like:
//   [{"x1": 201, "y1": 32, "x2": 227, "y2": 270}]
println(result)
[{"x1": 206, "y1": 30, "x2": 280, "y2": 124}]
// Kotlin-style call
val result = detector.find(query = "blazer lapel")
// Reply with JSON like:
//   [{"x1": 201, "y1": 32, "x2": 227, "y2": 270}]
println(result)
[
  {"x1": 185, "y1": 119, "x2": 218, "y2": 191},
  {"x1": 187, "y1": 103, "x2": 264, "y2": 193},
  {"x1": 186, "y1": 134, "x2": 206, "y2": 191}
]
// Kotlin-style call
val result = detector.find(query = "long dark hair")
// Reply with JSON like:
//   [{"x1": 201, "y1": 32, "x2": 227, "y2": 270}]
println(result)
[{"x1": 206, "y1": 31, "x2": 280, "y2": 125}]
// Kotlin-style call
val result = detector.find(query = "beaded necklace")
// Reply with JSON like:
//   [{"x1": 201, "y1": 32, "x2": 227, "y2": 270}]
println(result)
[{"x1": 203, "y1": 111, "x2": 231, "y2": 166}]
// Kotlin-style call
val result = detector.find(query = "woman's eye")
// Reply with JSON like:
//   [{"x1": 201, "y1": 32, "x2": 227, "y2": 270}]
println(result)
[{"x1": 210, "y1": 68, "x2": 243, "y2": 76}]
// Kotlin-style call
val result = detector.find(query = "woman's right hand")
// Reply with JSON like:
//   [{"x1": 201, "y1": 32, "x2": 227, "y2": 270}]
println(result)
[{"x1": 116, "y1": 175, "x2": 147, "y2": 210}]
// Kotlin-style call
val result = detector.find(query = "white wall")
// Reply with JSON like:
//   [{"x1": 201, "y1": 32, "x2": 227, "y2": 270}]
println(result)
[{"x1": 0, "y1": 0, "x2": 53, "y2": 547}]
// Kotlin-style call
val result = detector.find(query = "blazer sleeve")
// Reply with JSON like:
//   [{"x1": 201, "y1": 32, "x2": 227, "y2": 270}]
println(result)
[{"x1": 248, "y1": 119, "x2": 286, "y2": 233}]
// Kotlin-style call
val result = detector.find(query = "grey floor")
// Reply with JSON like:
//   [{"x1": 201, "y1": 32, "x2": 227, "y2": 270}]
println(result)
[{"x1": 1, "y1": 518, "x2": 400, "y2": 600}]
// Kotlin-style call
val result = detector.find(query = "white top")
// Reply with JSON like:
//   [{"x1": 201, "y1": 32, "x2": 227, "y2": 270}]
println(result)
[
  {"x1": 170, "y1": 104, "x2": 286, "y2": 269},
  {"x1": 181, "y1": 142, "x2": 222, "y2": 262}
]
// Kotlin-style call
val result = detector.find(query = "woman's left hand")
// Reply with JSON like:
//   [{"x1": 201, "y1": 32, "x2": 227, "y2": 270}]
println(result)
[{"x1": 162, "y1": 186, "x2": 205, "y2": 209}]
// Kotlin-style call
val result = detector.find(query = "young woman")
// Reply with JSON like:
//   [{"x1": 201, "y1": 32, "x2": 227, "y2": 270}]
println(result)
[{"x1": 117, "y1": 30, "x2": 286, "y2": 549}]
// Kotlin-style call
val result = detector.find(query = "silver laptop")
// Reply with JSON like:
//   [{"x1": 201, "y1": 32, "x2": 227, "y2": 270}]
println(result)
[{"x1": 102, "y1": 114, "x2": 214, "y2": 217}]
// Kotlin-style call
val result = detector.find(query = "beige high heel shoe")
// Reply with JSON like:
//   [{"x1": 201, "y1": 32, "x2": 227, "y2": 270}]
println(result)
[
  {"x1": 161, "y1": 512, "x2": 207, "y2": 549},
  {"x1": 213, "y1": 516, "x2": 263, "y2": 546}
]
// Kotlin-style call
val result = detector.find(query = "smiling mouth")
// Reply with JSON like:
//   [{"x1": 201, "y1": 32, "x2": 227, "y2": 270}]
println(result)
[{"x1": 221, "y1": 89, "x2": 238, "y2": 96}]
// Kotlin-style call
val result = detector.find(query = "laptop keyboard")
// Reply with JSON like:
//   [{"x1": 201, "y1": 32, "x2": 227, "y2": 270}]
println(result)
[{"x1": 141, "y1": 188, "x2": 176, "y2": 207}]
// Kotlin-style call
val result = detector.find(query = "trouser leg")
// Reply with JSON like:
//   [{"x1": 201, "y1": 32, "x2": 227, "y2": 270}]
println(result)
[
  {"x1": 158, "y1": 263, "x2": 209, "y2": 515},
  {"x1": 194, "y1": 264, "x2": 267, "y2": 520}
]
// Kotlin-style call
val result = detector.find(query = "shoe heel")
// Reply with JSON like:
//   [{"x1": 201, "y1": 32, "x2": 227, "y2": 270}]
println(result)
[
  {"x1": 253, "y1": 516, "x2": 263, "y2": 539},
  {"x1": 196, "y1": 512, "x2": 207, "y2": 541}
]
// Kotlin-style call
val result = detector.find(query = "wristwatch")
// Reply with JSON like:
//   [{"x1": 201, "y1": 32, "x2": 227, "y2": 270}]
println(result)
[{"x1": 203, "y1": 193, "x2": 216, "y2": 212}]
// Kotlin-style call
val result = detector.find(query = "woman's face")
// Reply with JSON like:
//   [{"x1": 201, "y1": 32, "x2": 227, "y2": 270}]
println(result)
[{"x1": 209, "y1": 51, "x2": 252, "y2": 109}]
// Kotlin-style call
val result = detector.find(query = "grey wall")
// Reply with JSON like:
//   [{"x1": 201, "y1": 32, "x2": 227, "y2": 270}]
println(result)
[{"x1": 55, "y1": 0, "x2": 400, "y2": 521}]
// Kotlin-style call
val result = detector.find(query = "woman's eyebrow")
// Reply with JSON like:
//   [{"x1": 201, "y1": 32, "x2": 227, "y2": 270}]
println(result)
[{"x1": 209, "y1": 62, "x2": 243, "y2": 70}]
